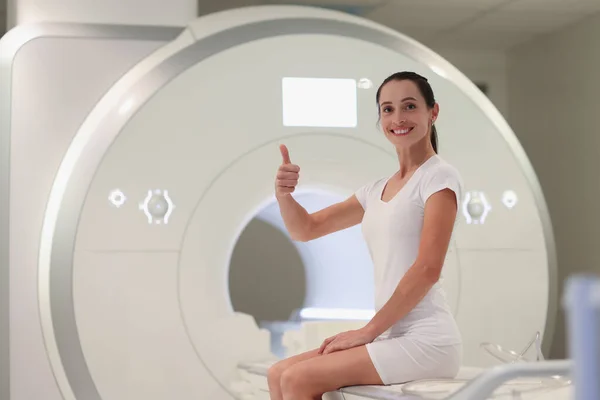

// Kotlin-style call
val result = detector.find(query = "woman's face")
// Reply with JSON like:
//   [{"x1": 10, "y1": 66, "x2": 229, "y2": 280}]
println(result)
[{"x1": 378, "y1": 79, "x2": 438, "y2": 149}]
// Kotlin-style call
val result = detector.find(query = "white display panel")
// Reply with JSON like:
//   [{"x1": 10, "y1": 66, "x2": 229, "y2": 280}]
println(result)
[{"x1": 281, "y1": 77, "x2": 358, "y2": 127}]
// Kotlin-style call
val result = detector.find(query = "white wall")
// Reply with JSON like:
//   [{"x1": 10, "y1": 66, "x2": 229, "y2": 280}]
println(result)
[
  {"x1": 6, "y1": 0, "x2": 196, "y2": 29},
  {"x1": 507, "y1": 12, "x2": 600, "y2": 359},
  {"x1": 433, "y1": 47, "x2": 509, "y2": 118}
]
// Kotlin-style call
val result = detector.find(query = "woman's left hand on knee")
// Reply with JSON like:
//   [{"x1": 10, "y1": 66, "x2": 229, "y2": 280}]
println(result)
[{"x1": 318, "y1": 328, "x2": 377, "y2": 355}]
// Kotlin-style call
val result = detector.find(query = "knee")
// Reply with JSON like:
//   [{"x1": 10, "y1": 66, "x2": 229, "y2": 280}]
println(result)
[
  {"x1": 280, "y1": 365, "x2": 313, "y2": 397},
  {"x1": 267, "y1": 360, "x2": 286, "y2": 387}
]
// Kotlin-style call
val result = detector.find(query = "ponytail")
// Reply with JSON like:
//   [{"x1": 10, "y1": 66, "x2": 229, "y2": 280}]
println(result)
[{"x1": 431, "y1": 124, "x2": 438, "y2": 153}]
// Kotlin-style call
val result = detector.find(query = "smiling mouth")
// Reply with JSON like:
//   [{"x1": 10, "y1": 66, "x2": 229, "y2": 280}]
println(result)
[{"x1": 390, "y1": 127, "x2": 413, "y2": 136}]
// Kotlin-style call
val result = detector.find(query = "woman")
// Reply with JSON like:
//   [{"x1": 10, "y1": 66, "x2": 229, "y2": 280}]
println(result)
[{"x1": 269, "y1": 71, "x2": 463, "y2": 400}]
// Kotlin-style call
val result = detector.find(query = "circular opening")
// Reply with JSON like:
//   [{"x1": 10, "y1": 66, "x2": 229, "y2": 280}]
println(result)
[
  {"x1": 228, "y1": 190, "x2": 375, "y2": 357},
  {"x1": 228, "y1": 215, "x2": 307, "y2": 358},
  {"x1": 228, "y1": 215, "x2": 307, "y2": 325}
]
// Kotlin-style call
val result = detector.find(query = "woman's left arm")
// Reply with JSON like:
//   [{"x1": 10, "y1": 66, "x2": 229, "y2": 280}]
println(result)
[
  {"x1": 319, "y1": 187, "x2": 458, "y2": 354},
  {"x1": 363, "y1": 187, "x2": 459, "y2": 338}
]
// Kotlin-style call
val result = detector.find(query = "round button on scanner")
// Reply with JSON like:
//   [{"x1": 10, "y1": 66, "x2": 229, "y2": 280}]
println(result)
[
  {"x1": 139, "y1": 189, "x2": 175, "y2": 224},
  {"x1": 357, "y1": 78, "x2": 373, "y2": 89},
  {"x1": 462, "y1": 191, "x2": 491, "y2": 224},
  {"x1": 108, "y1": 189, "x2": 127, "y2": 208},
  {"x1": 502, "y1": 190, "x2": 518, "y2": 209}
]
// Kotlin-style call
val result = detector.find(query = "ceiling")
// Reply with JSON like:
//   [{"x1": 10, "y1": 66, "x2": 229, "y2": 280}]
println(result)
[
  {"x1": 199, "y1": 0, "x2": 600, "y2": 51},
  {"x1": 2, "y1": 0, "x2": 600, "y2": 50}
]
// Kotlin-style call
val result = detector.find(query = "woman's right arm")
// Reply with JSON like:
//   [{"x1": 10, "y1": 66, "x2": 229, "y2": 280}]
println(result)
[
  {"x1": 276, "y1": 144, "x2": 364, "y2": 242},
  {"x1": 277, "y1": 193, "x2": 364, "y2": 242}
]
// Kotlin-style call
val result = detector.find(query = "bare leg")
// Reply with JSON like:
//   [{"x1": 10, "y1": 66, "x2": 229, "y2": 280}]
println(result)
[
  {"x1": 267, "y1": 349, "x2": 321, "y2": 400},
  {"x1": 280, "y1": 345, "x2": 383, "y2": 400}
]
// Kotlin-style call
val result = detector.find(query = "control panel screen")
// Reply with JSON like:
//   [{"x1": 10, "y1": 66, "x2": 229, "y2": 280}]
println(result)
[{"x1": 282, "y1": 77, "x2": 357, "y2": 128}]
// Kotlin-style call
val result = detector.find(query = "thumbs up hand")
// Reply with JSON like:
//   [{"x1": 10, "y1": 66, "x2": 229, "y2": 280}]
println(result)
[{"x1": 275, "y1": 144, "x2": 300, "y2": 197}]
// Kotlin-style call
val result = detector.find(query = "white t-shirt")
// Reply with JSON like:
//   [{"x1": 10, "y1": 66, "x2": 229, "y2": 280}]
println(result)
[{"x1": 355, "y1": 155, "x2": 463, "y2": 346}]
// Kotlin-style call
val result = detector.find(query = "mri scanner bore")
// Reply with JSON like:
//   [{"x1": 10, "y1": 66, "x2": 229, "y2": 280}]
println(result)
[{"x1": 30, "y1": 5, "x2": 559, "y2": 400}]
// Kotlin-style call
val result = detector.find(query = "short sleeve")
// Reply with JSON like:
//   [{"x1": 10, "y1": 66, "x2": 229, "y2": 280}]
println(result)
[
  {"x1": 420, "y1": 164, "x2": 463, "y2": 207},
  {"x1": 354, "y1": 182, "x2": 371, "y2": 210},
  {"x1": 354, "y1": 178, "x2": 385, "y2": 210}
]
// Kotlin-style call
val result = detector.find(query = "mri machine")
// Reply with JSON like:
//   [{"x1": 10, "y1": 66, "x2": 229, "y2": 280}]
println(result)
[{"x1": 0, "y1": 4, "x2": 578, "y2": 400}]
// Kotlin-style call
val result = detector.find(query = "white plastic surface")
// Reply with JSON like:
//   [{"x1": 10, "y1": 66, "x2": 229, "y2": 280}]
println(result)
[
  {"x1": 8, "y1": 0, "x2": 197, "y2": 28},
  {"x1": 2, "y1": 26, "x2": 173, "y2": 400}
]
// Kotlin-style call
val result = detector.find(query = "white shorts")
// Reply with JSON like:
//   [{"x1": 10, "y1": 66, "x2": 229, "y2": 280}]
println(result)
[{"x1": 365, "y1": 336, "x2": 462, "y2": 385}]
